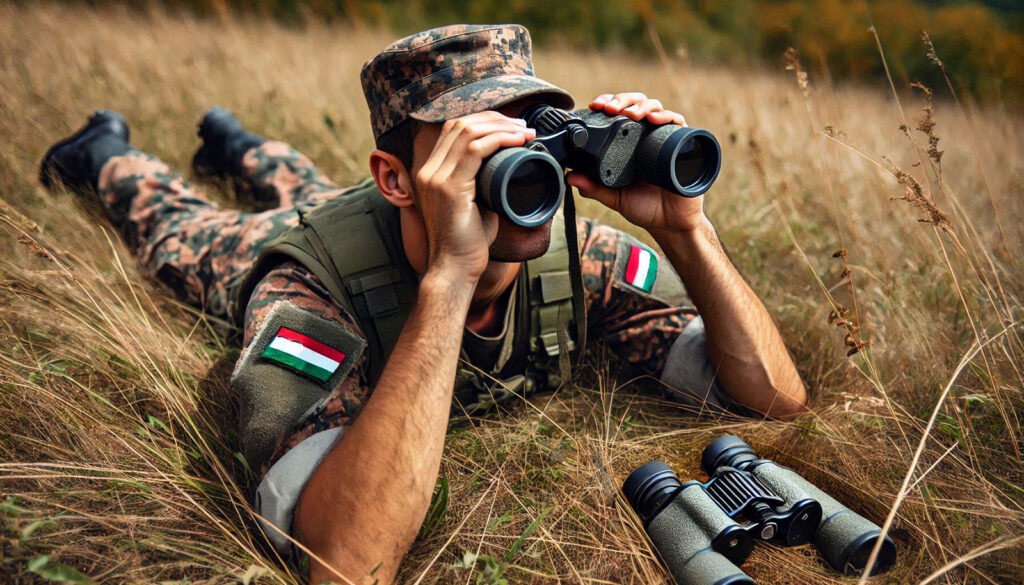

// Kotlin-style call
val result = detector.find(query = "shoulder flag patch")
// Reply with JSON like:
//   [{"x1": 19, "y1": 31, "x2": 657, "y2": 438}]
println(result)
[
  {"x1": 262, "y1": 327, "x2": 345, "y2": 382},
  {"x1": 625, "y1": 244, "x2": 658, "y2": 292}
]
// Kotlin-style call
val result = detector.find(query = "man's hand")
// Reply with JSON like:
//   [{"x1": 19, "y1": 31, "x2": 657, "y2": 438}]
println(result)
[
  {"x1": 413, "y1": 111, "x2": 536, "y2": 282},
  {"x1": 567, "y1": 93, "x2": 808, "y2": 417},
  {"x1": 566, "y1": 92, "x2": 705, "y2": 236}
]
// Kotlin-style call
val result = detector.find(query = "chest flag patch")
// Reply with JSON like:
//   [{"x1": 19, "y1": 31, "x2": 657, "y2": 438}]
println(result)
[
  {"x1": 625, "y1": 244, "x2": 658, "y2": 292},
  {"x1": 261, "y1": 327, "x2": 345, "y2": 382}
]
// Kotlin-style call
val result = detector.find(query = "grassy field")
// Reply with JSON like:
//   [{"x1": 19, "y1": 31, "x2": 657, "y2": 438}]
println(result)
[{"x1": 1, "y1": 3, "x2": 1022, "y2": 584}]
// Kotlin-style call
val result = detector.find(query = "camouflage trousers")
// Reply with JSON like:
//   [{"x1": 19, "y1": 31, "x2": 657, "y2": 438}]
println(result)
[{"x1": 96, "y1": 141, "x2": 347, "y2": 320}]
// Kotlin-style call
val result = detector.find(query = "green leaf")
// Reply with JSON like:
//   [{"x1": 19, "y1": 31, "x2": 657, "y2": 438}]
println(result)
[
  {"x1": 504, "y1": 509, "x2": 548, "y2": 563},
  {"x1": 234, "y1": 452, "x2": 254, "y2": 479},
  {"x1": 1, "y1": 497, "x2": 30, "y2": 516},
  {"x1": 454, "y1": 551, "x2": 478, "y2": 569},
  {"x1": 27, "y1": 555, "x2": 96, "y2": 584},
  {"x1": 87, "y1": 392, "x2": 117, "y2": 411},
  {"x1": 454, "y1": 551, "x2": 510, "y2": 585},
  {"x1": 419, "y1": 477, "x2": 448, "y2": 538},
  {"x1": 935, "y1": 414, "x2": 962, "y2": 441},
  {"x1": 480, "y1": 555, "x2": 501, "y2": 576},
  {"x1": 147, "y1": 415, "x2": 170, "y2": 433},
  {"x1": 20, "y1": 518, "x2": 56, "y2": 542},
  {"x1": 43, "y1": 361, "x2": 68, "y2": 373},
  {"x1": 487, "y1": 510, "x2": 514, "y2": 531},
  {"x1": 960, "y1": 394, "x2": 991, "y2": 410}
]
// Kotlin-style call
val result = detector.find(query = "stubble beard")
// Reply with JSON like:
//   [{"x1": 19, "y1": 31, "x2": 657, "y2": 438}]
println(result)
[{"x1": 487, "y1": 219, "x2": 553, "y2": 262}]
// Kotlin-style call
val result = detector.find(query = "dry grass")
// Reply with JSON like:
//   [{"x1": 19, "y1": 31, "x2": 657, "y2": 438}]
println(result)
[{"x1": 1, "y1": 3, "x2": 1023, "y2": 584}]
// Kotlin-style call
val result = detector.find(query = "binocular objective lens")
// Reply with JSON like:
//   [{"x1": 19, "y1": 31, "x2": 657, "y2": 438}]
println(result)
[
  {"x1": 701, "y1": 435, "x2": 758, "y2": 473},
  {"x1": 506, "y1": 159, "x2": 559, "y2": 218},
  {"x1": 638, "y1": 125, "x2": 721, "y2": 197},
  {"x1": 623, "y1": 461, "x2": 683, "y2": 519},
  {"x1": 673, "y1": 137, "x2": 708, "y2": 188}
]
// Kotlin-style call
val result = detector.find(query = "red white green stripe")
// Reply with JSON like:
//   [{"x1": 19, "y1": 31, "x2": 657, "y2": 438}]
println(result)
[
  {"x1": 625, "y1": 244, "x2": 658, "y2": 292},
  {"x1": 261, "y1": 327, "x2": 345, "y2": 382}
]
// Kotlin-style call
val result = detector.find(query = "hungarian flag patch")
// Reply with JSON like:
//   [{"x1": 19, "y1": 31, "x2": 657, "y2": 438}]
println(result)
[
  {"x1": 625, "y1": 244, "x2": 658, "y2": 292},
  {"x1": 261, "y1": 327, "x2": 346, "y2": 382}
]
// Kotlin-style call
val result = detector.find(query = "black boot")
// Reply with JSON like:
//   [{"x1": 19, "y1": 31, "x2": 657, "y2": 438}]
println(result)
[
  {"x1": 192, "y1": 107, "x2": 266, "y2": 179},
  {"x1": 39, "y1": 110, "x2": 131, "y2": 192}
]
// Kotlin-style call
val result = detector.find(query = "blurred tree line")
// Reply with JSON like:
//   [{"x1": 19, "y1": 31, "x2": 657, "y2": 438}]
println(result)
[{"x1": 72, "y1": 0, "x2": 1024, "y2": 104}]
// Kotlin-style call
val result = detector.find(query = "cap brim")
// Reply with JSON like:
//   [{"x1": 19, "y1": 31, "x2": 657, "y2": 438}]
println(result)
[{"x1": 408, "y1": 74, "x2": 574, "y2": 124}]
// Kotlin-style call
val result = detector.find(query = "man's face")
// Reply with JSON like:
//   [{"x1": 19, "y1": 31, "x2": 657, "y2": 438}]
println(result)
[{"x1": 408, "y1": 98, "x2": 554, "y2": 263}]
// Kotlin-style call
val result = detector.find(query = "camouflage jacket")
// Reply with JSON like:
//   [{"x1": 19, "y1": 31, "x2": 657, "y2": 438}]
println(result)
[{"x1": 242, "y1": 200, "x2": 698, "y2": 472}]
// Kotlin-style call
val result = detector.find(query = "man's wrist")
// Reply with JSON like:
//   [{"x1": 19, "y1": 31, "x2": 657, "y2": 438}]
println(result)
[
  {"x1": 650, "y1": 214, "x2": 717, "y2": 263},
  {"x1": 420, "y1": 265, "x2": 477, "y2": 305}
]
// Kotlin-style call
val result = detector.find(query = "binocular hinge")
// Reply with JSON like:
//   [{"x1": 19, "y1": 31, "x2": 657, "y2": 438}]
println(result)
[{"x1": 705, "y1": 468, "x2": 784, "y2": 518}]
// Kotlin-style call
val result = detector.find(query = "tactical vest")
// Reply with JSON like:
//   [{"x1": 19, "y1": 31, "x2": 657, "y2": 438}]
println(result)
[{"x1": 238, "y1": 179, "x2": 582, "y2": 408}]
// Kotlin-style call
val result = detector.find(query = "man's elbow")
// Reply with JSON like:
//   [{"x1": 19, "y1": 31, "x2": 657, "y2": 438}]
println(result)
[
  {"x1": 716, "y1": 364, "x2": 808, "y2": 419},
  {"x1": 751, "y1": 378, "x2": 809, "y2": 419}
]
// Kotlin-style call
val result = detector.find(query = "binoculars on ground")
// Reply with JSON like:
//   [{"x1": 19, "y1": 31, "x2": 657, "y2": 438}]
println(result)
[
  {"x1": 623, "y1": 436, "x2": 897, "y2": 585},
  {"x1": 477, "y1": 104, "x2": 722, "y2": 227}
]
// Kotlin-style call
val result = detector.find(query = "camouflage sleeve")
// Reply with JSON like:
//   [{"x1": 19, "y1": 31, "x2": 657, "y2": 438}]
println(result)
[
  {"x1": 242, "y1": 260, "x2": 372, "y2": 477},
  {"x1": 576, "y1": 217, "x2": 699, "y2": 375}
]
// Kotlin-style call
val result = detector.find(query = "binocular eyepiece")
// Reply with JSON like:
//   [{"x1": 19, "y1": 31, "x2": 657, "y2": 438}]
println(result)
[
  {"x1": 624, "y1": 436, "x2": 897, "y2": 585},
  {"x1": 477, "y1": 105, "x2": 722, "y2": 227}
]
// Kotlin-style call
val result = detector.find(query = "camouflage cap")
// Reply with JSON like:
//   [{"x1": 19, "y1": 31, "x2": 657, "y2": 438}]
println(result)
[{"x1": 360, "y1": 24, "x2": 574, "y2": 141}]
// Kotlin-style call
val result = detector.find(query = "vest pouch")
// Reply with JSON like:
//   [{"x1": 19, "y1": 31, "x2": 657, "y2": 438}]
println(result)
[{"x1": 241, "y1": 182, "x2": 585, "y2": 404}]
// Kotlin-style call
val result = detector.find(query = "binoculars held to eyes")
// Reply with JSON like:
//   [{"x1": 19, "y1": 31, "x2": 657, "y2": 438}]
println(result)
[
  {"x1": 477, "y1": 105, "x2": 722, "y2": 227},
  {"x1": 623, "y1": 436, "x2": 897, "y2": 585}
]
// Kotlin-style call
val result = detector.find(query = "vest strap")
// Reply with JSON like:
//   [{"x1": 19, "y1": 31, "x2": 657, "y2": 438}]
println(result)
[
  {"x1": 297, "y1": 184, "x2": 418, "y2": 384},
  {"x1": 240, "y1": 178, "x2": 588, "y2": 394},
  {"x1": 561, "y1": 179, "x2": 588, "y2": 363},
  {"x1": 525, "y1": 206, "x2": 583, "y2": 361}
]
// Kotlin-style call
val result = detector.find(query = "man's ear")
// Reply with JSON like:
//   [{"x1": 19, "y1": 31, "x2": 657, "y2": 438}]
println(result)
[{"x1": 369, "y1": 150, "x2": 415, "y2": 208}]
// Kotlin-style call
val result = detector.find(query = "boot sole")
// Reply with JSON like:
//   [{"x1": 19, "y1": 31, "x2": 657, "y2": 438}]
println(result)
[
  {"x1": 192, "y1": 107, "x2": 240, "y2": 179},
  {"x1": 39, "y1": 110, "x2": 130, "y2": 190},
  {"x1": 191, "y1": 143, "x2": 225, "y2": 180}
]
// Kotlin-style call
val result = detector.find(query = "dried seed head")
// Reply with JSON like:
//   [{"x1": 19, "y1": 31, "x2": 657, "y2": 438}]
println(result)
[
  {"x1": 0, "y1": 198, "x2": 40, "y2": 232},
  {"x1": 17, "y1": 234, "x2": 53, "y2": 261},
  {"x1": 922, "y1": 31, "x2": 943, "y2": 68},
  {"x1": 910, "y1": 82, "x2": 944, "y2": 166},
  {"x1": 890, "y1": 164, "x2": 953, "y2": 233},
  {"x1": 783, "y1": 47, "x2": 810, "y2": 98},
  {"x1": 824, "y1": 124, "x2": 847, "y2": 140}
]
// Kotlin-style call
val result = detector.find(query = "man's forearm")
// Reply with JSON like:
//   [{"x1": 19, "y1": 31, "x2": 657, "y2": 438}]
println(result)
[
  {"x1": 295, "y1": 269, "x2": 474, "y2": 584},
  {"x1": 652, "y1": 217, "x2": 807, "y2": 417}
]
